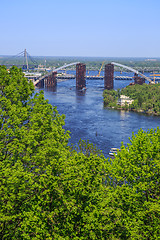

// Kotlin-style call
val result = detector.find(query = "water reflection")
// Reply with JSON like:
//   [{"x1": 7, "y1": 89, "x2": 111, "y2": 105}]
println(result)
[
  {"x1": 44, "y1": 86, "x2": 57, "y2": 92},
  {"x1": 76, "y1": 89, "x2": 86, "y2": 96},
  {"x1": 119, "y1": 110, "x2": 128, "y2": 119}
]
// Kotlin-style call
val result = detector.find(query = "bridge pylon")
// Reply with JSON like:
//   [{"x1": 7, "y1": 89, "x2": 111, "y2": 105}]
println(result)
[
  {"x1": 36, "y1": 78, "x2": 44, "y2": 88},
  {"x1": 76, "y1": 63, "x2": 86, "y2": 90},
  {"x1": 104, "y1": 63, "x2": 114, "y2": 89},
  {"x1": 134, "y1": 73, "x2": 145, "y2": 85},
  {"x1": 23, "y1": 49, "x2": 29, "y2": 70},
  {"x1": 45, "y1": 72, "x2": 57, "y2": 88}
]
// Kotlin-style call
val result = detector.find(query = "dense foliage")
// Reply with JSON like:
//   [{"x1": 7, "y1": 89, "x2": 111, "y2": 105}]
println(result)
[
  {"x1": 0, "y1": 66, "x2": 109, "y2": 239},
  {"x1": 0, "y1": 66, "x2": 160, "y2": 239},
  {"x1": 110, "y1": 128, "x2": 160, "y2": 239},
  {"x1": 103, "y1": 83, "x2": 160, "y2": 115}
]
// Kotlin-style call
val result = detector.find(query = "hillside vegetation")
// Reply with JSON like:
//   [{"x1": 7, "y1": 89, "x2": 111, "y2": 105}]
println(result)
[
  {"x1": 103, "y1": 83, "x2": 160, "y2": 115},
  {"x1": 0, "y1": 66, "x2": 160, "y2": 239}
]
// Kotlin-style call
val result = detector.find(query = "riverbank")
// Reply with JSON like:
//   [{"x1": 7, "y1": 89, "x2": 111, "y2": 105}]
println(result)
[
  {"x1": 103, "y1": 83, "x2": 160, "y2": 116},
  {"x1": 104, "y1": 106, "x2": 160, "y2": 116}
]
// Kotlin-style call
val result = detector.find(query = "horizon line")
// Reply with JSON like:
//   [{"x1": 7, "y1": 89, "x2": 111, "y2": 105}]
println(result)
[{"x1": 0, "y1": 54, "x2": 160, "y2": 59}]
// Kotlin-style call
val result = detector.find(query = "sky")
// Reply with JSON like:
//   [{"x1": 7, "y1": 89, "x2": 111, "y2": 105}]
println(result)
[{"x1": 0, "y1": 0, "x2": 160, "y2": 57}]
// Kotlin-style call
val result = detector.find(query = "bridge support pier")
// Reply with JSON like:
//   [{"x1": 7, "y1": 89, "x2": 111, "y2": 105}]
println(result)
[
  {"x1": 134, "y1": 73, "x2": 145, "y2": 85},
  {"x1": 76, "y1": 63, "x2": 86, "y2": 89},
  {"x1": 36, "y1": 79, "x2": 44, "y2": 88},
  {"x1": 45, "y1": 72, "x2": 57, "y2": 88},
  {"x1": 104, "y1": 64, "x2": 114, "y2": 89}
]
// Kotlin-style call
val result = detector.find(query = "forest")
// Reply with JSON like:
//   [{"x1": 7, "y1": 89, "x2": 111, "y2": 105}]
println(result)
[
  {"x1": 0, "y1": 66, "x2": 160, "y2": 239},
  {"x1": 103, "y1": 83, "x2": 160, "y2": 115}
]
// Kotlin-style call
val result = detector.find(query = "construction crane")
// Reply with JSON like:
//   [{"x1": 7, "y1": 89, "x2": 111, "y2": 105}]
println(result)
[
  {"x1": 97, "y1": 61, "x2": 105, "y2": 77},
  {"x1": 150, "y1": 73, "x2": 160, "y2": 83}
]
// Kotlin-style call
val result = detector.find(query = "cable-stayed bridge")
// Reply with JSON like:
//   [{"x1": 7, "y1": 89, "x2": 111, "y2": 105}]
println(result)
[{"x1": 1, "y1": 49, "x2": 38, "y2": 69}]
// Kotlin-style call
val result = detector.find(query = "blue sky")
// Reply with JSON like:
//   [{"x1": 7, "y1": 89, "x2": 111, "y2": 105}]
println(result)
[{"x1": 1, "y1": 0, "x2": 160, "y2": 57}]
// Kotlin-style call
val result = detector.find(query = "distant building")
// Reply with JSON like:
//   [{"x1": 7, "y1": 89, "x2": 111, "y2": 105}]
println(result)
[
  {"x1": 145, "y1": 58, "x2": 157, "y2": 62},
  {"x1": 118, "y1": 95, "x2": 134, "y2": 106}
]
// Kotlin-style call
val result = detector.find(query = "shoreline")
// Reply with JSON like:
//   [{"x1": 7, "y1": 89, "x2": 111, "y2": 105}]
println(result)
[{"x1": 103, "y1": 106, "x2": 160, "y2": 116}]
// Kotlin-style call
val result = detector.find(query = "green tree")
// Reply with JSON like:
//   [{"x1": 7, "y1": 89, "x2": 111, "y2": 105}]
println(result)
[
  {"x1": 0, "y1": 66, "x2": 70, "y2": 238},
  {"x1": 0, "y1": 66, "x2": 116, "y2": 239},
  {"x1": 122, "y1": 101, "x2": 129, "y2": 110},
  {"x1": 109, "y1": 128, "x2": 160, "y2": 239},
  {"x1": 137, "y1": 93, "x2": 143, "y2": 107}
]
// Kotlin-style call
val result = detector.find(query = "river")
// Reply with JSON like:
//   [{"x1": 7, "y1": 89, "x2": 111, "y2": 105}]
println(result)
[{"x1": 35, "y1": 71, "x2": 160, "y2": 157}]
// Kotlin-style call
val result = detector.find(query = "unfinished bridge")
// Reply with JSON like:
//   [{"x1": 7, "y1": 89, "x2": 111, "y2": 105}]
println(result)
[
  {"x1": 2, "y1": 49, "x2": 153, "y2": 89},
  {"x1": 34, "y1": 62, "x2": 153, "y2": 90},
  {"x1": 34, "y1": 62, "x2": 86, "y2": 89}
]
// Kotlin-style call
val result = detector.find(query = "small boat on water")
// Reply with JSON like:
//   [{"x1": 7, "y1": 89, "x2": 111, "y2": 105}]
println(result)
[
  {"x1": 81, "y1": 87, "x2": 87, "y2": 91},
  {"x1": 109, "y1": 148, "x2": 120, "y2": 156}
]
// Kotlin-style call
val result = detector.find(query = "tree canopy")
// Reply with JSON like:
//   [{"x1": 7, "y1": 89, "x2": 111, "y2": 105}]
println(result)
[
  {"x1": 0, "y1": 66, "x2": 159, "y2": 239},
  {"x1": 110, "y1": 128, "x2": 160, "y2": 239},
  {"x1": 0, "y1": 66, "x2": 110, "y2": 239}
]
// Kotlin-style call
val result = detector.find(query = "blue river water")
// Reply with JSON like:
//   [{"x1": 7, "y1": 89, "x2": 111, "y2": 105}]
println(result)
[{"x1": 35, "y1": 71, "x2": 160, "y2": 157}]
